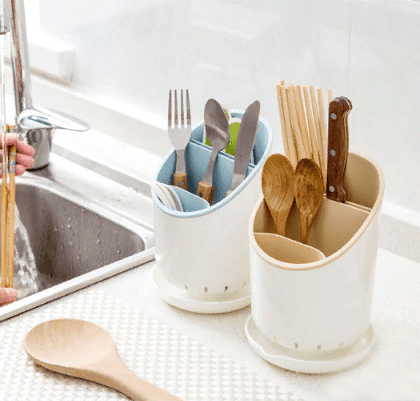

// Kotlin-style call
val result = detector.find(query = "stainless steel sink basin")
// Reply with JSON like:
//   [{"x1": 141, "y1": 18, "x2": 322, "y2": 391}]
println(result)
[{"x1": 0, "y1": 151, "x2": 155, "y2": 321}]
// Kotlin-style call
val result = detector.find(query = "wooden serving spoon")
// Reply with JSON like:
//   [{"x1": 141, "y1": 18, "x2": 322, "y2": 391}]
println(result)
[
  {"x1": 294, "y1": 158, "x2": 324, "y2": 244},
  {"x1": 261, "y1": 154, "x2": 294, "y2": 236},
  {"x1": 24, "y1": 319, "x2": 182, "y2": 401}
]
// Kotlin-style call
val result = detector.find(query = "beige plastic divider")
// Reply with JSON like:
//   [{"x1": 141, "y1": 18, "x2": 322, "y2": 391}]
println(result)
[
  {"x1": 254, "y1": 233, "x2": 325, "y2": 265},
  {"x1": 253, "y1": 151, "x2": 381, "y2": 262}
]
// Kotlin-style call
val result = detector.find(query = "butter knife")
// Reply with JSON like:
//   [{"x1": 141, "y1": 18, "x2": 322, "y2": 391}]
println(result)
[{"x1": 226, "y1": 100, "x2": 260, "y2": 196}]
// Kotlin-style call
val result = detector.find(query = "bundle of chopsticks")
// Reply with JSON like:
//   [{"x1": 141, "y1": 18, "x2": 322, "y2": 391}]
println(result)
[
  {"x1": 0, "y1": 16, "x2": 15, "y2": 289},
  {"x1": 276, "y1": 80, "x2": 332, "y2": 189},
  {"x1": 1, "y1": 129, "x2": 17, "y2": 289}
]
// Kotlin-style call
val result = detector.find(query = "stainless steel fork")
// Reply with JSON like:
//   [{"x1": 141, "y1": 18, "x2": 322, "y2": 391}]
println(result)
[{"x1": 168, "y1": 89, "x2": 191, "y2": 191}]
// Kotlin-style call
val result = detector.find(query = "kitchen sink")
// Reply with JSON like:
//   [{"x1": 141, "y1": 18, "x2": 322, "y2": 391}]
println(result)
[{"x1": 0, "y1": 150, "x2": 155, "y2": 322}]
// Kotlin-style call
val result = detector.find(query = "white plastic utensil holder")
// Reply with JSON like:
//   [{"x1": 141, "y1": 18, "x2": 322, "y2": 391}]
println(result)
[
  {"x1": 152, "y1": 111, "x2": 272, "y2": 313},
  {"x1": 248, "y1": 151, "x2": 385, "y2": 367}
]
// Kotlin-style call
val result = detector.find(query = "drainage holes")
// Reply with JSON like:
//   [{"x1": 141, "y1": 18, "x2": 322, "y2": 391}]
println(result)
[
  {"x1": 184, "y1": 284, "x2": 189, "y2": 291},
  {"x1": 204, "y1": 287, "x2": 208, "y2": 292},
  {"x1": 224, "y1": 286, "x2": 229, "y2": 292},
  {"x1": 294, "y1": 343, "x2": 299, "y2": 349},
  {"x1": 317, "y1": 345, "x2": 322, "y2": 351}
]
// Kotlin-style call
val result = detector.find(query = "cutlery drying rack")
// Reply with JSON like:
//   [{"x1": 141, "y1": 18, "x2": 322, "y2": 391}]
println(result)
[
  {"x1": 152, "y1": 111, "x2": 272, "y2": 313},
  {"x1": 248, "y1": 149, "x2": 385, "y2": 371}
]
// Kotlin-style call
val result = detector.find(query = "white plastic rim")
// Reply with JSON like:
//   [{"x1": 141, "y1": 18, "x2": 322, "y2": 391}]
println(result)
[
  {"x1": 152, "y1": 265, "x2": 250, "y2": 314},
  {"x1": 245, "y1": 315, "x2": 375, "y2": 374}
]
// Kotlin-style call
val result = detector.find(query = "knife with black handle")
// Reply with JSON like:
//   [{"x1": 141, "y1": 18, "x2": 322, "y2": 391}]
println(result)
[{"x1": 226, "y1": 100, "x2": 260, "y2": 197}]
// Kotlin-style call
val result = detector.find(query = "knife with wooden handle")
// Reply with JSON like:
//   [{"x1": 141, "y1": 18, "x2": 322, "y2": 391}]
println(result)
[
  {"x1": 326, "y1": 96, "x2": 352, "y2": 202},
  {"x1": 226, "y1": 100, "x2": 260, "y2": 197}
]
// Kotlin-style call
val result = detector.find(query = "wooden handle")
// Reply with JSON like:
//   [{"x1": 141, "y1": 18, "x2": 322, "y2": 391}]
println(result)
[
  {"x1": 173, "y1": 173, "x2": 188, "y2": 191},
  {"x1": 6, "y1": 144, "x2": 16, "y2": 288},
  {"x1": 326, "y1": 97, "x2": 352, "y2": 202},
  {"x1": 302, "y1": 86, "x2": 322, "y2": 169},
  {"x1": 196, "y1": 181, "x2": 215, "y2": 205},
  {"x1": 299, "y1": 213, "x2": 310, "y2": 244},
  {"x1": 280, "y1": 85, "x2": 298, "y2": 168},
  {"x1": 109, "y1": 364, "x2": 182, "y2": 400},
  {"x1": 317, "y1": 89, "x2": 328, "y2": 189},
  {"x1": 87, "y1": 355, "x2": 183, "y2": 401},
  {"x1": 1, "y1": 178, "x2": 7, "y2": 287},
  {"x1": 293, "y1": 85, "x2": 312, "y2": 159},
  {"x1": 276, "y1": 84, "x2": 290, "y2": 158}
]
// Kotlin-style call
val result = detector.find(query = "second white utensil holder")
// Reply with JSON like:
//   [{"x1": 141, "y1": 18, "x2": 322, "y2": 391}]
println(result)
[
  {"x1": 152, "y1": 111, "x2": 273, "y2": 313},
  {"x1": 246, "y1": 151, "x2": 385, "y2": 373}
]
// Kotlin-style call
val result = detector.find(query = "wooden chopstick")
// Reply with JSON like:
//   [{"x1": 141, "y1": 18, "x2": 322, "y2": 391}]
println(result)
[
  {"x1": 6, "y1": 140, "x2": 16, "y2": 288},
  {"x1": 280, "y1": 85, "x2": 298, "y2": 168},
  {"x1": 0, "y1": 131, "x2": 18, "y2": 289},
  {"x1": 309, "y1": 85, "x2": 326, "y2": 182},
  {"x1": 1, "y1": 160, "x2": 6, "y2": 287},
  {"x1": 317, "y1": 88, "x2": 328, "y2": 188},
  {"x1": 293, "y1": 85, "x2": 312, "y2": 159},
  {"x1": 276, "y1": 83, "x2": 290, "y2": 159},
  {"x1": 286, "y1": 85, "x2": 306, "y2": 161},
  {"x1": 302, "y1": 86, "x2": 321, "y2": 169},
  {"x1": 327, "y1": 89, "x2": 333, "y2": 106}
]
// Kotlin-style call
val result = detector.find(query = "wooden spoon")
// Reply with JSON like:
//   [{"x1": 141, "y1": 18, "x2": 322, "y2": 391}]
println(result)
[
  {"x1": 294, "y1": 158, "x2": 324, "y2": 244},
  {"x1": 24, "y1": 319, "x2": 182, "y2": 401},
  {"x1": 261, "y1": 154, "x2": 294, "y2": 236}
]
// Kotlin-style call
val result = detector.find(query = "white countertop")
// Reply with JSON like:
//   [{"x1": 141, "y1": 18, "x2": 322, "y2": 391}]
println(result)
[
  {"x1": 2, "y1": 125, "x2": 419, "y2": 400},
  {"x1": 91, "y1": 247, "x2": 419, "y2": 401}
]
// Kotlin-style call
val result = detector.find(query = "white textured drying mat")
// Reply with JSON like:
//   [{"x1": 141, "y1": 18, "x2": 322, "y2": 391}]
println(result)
[{"x1": 0, "y1": 288, "x2": 302, "y2": 401}]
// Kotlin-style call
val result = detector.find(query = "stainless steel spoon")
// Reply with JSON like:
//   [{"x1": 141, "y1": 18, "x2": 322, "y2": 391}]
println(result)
[{"x1": 196, "y1": 99, "x2": 230, "y2": 205}]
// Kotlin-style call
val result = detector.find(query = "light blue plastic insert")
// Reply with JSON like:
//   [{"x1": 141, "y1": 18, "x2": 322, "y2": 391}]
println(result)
[
  {"x1": 172, "y1": 186, "x2": 210, "y2": 212},
  {"x1": 155, "y1": 110, "x2": 272, "y2": 217}
]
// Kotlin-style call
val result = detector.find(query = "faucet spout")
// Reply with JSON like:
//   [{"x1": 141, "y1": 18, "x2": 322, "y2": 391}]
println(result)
[
  {"x1": 10, "y1": 0, "x2": 32, "y2": 114},
  {"x1": 8, "y1": 0, "x2": 89, "y2": 170}
]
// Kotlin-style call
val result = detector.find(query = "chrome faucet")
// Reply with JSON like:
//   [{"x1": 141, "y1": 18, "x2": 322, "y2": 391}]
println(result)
[{"x1": 8, "y1": 0, "x2": 89, "y2": 170}]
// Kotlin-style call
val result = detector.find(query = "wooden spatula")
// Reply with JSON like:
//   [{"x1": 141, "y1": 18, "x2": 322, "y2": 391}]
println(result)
[{"x1": 24, "y1": 319, "x2": 183, "y2": 401}]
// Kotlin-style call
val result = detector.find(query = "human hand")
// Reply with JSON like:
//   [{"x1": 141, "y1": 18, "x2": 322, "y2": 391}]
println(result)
[
  {"x1": 0, "y1": 134, "x2": 35, "y2": 176},
  {"x1": 0, "y1": 287, "x2": 18, "y2": 306}
]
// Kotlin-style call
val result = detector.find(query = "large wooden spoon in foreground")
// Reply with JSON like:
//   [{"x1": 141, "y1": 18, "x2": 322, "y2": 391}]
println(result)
[
  {"x1": 24, "y1": 319, "x2": 182, "y2": 401},
  {"x1": 294, "y1": 158, "x2": 324, "y2": 244},
  {"x1": 262, "y1": 154, "x2": 294, "y2": 236}
]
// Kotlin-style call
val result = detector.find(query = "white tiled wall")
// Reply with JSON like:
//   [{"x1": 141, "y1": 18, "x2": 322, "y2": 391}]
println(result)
[
  {"x1": 350, "y1": 0, "x2": 420, "y2": 220},
  {"x1": 36, "y1": 0, "x2": 420, "y2": 217}
]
